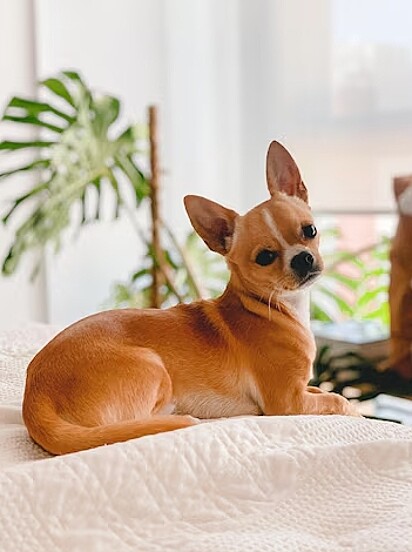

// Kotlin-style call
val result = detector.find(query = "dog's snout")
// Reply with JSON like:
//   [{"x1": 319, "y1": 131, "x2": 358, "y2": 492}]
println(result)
[{"x1": 291, "y1": 251, "x2": 314, "y2": 278}]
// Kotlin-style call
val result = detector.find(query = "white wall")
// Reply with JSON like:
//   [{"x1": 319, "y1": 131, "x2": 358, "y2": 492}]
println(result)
[
  {"x1": 35, "y1": 0, "x2": 167, "y2": 326},
  {"x1": 0, "y1": 0, "x2": 47, "y2": 329},
  {"x1": 162, "y1": 0, "x2": 242, "y2": 219}
]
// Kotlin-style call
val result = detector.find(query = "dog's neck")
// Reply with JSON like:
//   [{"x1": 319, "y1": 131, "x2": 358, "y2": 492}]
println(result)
[
  {"x1": 220, "y1": 280, "x2": 311, "y2": 329},
  {"x1": 281, "y1": 290, "x2": 311, "y2": 329}
]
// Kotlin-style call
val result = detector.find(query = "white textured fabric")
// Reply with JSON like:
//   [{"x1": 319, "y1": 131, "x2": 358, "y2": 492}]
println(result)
[
  {"x1": 0, "y1": 324, "x2": 59, "y2": 468},
  {"x1": 1, "y1": 325, "x2": 412, "y2": 551},
  {"x1": 0, "y1": 324, "x2": 59, "y2": 404}
]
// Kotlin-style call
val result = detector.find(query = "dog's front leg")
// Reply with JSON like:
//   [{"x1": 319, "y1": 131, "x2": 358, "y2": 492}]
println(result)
[
  {"x1": 259, "y1": 383, "x2": 359, "y2": 417},
  {"x1": 300, "y1": 388, "x2": 360, "y2": 416}
]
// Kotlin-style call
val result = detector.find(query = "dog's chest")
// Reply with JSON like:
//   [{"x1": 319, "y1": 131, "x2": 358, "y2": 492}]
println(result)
[
  {"x1": 282, "y1": 290, "x2": 311, "y2": 329},
  {"x1": 174, "y1": 374, "x2": 262, "y2": 418},
  {"x1": 175, "y1": 393, "x2": 262, "y2": 418}
]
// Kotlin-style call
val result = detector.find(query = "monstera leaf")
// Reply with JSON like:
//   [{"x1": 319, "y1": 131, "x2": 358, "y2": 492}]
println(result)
[{"x1": 0, "y1": 71, "x2": 149, "y2": 275}]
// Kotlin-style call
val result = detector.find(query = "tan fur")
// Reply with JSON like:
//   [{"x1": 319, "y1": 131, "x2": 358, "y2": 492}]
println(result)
[{"x1": 23, "y1": 141, "x2": 358, "y2": 455}]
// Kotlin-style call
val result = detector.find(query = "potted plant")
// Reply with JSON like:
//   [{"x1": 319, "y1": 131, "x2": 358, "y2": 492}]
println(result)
[{"x1": 0, "y1": 70, "x2": 226, "y2": 308}]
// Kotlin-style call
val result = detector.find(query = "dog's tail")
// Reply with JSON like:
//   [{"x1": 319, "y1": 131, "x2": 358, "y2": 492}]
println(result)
[{"x1": 23, "y1": 399, "x2": 196, "y2": 455}]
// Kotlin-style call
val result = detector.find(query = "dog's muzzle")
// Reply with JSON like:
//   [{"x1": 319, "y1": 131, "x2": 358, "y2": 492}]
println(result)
[{"x1": 290, "y1": 251, "x2": 319, "y2": 282}]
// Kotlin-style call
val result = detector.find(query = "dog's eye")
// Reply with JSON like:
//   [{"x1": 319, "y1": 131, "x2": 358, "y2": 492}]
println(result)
[
  {"x1": 255, "y1": 249, "x2": 278, "y2": 266},
  {"x1": 302, "y1": 224, "x2": 317, "y2": 239}
]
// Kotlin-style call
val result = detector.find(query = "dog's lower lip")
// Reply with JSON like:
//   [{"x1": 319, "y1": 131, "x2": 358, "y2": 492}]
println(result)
[{"x1": 300, "y1": 271, "x2": 321, "y2": 286}]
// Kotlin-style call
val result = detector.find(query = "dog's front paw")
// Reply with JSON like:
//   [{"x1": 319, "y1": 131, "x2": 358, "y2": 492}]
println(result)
[
  {"x1": 182, "y1": 415, "x2": 202, "y2": 425},
  {"x1": 329, "y1": 393, "x2": 361, "y2": 417}
]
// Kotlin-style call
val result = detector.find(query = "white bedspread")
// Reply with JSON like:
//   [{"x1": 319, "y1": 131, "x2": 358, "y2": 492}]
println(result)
[{"x1": 1, "y1": 325, "x2": 412, "y2": 552}]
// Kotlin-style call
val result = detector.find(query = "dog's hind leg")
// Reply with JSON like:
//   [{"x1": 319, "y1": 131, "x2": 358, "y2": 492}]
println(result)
[{"x1": 23, "y1": 347, "x2": 196, "y2": 454}]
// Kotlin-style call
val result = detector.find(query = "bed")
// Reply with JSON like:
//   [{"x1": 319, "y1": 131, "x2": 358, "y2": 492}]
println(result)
[{"x1": 1, "y1": 324, "x2": 412, "y2": 551}]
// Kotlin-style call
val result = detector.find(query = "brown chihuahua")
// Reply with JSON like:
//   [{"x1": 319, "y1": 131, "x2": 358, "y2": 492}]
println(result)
[{"x1": 23, "y1": 141, "x2": 358, "y2": 455}]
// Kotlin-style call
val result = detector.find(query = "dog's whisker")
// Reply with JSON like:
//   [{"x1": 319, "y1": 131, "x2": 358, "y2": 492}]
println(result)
[{"x1": 268, "y1": 290, "x2": 275, "y2": 321}]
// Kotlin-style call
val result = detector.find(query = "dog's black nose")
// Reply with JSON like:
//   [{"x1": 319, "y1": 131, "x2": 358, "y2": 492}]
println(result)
[{"x1": 291, "y1": 251, "x2": 314, "y2": 278}]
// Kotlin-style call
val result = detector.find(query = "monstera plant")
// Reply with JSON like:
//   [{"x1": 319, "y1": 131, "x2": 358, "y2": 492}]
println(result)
[
  {"x1": 0, "y1": 71, "x2": 149, "y2": 276},
  {"x1": 0, "y1": 70, "x2": 225, "y2": 306}
]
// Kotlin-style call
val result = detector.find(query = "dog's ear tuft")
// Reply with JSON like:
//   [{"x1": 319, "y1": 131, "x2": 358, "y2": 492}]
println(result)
[
  {"x1": 266, "y1": 141, "x2": 308, "y2": 203},
  {"x1": 184, "y1": 195, "x2": 238, "y2": 255}
]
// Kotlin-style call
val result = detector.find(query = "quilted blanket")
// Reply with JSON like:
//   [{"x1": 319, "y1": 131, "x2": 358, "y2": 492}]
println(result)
[{"x1": 1, "y1": 325, "x2": 412, "y2": 552}]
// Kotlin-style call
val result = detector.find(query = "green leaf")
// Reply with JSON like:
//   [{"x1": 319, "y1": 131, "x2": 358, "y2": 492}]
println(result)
[
  {"x1": 92, "y1": 96, "x2": 120, "y2": 135},
  {"x1": 365, "y1": 304, "x2": 390, "y2": 325},
  {"x1": 41, "y1": 78, "x2": 75, "y2": 107},
  {"x1": 0, "y1": 70, "x2": 149, "y2": 277},
  {"x1": 2, "y1": 181, "x2": 49, "y2": 224},
  {"x1": 315, "y1": 285, "x2": 354, "y2": 316},
  {"x1": 0, "y1": 140, "x2": 55, "y2": 151},
  {"x1": 62, "y1": 70, "x2": 84, "y2": 83},
  {"x1": 107, "y1": 169, "x2": 130, "y2": 220},
  {"x1": 89, "y1": 177, "x2": 104, "y2": 220},
  {"x1": 0, "y1": 158, "x2": 50, "y2": 180},
  {"x1": 132, "y1": 268, "x2": 151, "y2": 281},
  {"x1": 118, "y1": 126, "x2": 134, "y2": 142},
  {"x1": 356, "y1": 286, "x2": 388, "y2": 309},
  {"x1": 1, "y1": 247, "x2": 16, "y2": 276},
  {"x1": 363, "y1": 267, "x2": 389, "y2": 277},
  {"x1": 310, "y1": 303, "x2": 334, "y2": 323},
  {"x1": 6, "y1": 96, "x2": 73, "y2": 124},
  {"x1": 327, "y1": 250, "x2": 364, "y2": 269},
  {"x1": 80, "y1": 190, "x2": 88, "y2": 224},
  {"x1": 164, "y1": 249, "x2": 179, "y2": 270},
  {"x1": 61, "y1": 71, "x2": 92, "y2": 107},
  {"x1": 3, "y1": 114, "x2": 64, "y2": 133},
  {"x1": 114, "y1": 154, "x2": 149, "y2": 203},
  {"x1": 323, "y1": 271, "x2": 358, "y2": 290}
]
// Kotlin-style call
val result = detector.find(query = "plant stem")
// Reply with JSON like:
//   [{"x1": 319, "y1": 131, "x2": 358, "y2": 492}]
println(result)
[
  {"x1": 163, "y1": 222, "x2": 204, "y2": 299},
  {"x1": 120, "y1": 202, "x2": 185, "y2": 303},
  {"x1": 148, "y1": 106, "x2": 162, "y2": 308}
]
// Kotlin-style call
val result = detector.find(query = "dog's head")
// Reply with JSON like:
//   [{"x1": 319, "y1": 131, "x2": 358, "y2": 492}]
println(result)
[{"x1": 184, "y1": 141, "x2": 323, "y2": 300}]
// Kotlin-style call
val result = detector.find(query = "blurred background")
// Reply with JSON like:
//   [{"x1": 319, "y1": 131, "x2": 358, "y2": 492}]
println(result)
[{"x1": 1, "y1": 0, "x2": 412, "y2": 330}]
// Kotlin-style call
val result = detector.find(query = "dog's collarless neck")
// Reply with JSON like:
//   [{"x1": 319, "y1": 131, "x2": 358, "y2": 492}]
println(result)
[
  {"x1": 218, "y1": 282, "x2": 311, "y2": 330},
  {"x1": 218, "y1": 284, "x2": 290, "y2": 322}
]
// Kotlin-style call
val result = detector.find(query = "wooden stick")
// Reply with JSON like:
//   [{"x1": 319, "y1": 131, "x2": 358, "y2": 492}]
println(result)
[
  {"x1": 163, "y1": 222, "x2": 205, "y2": 299},
  {"x1": 121, "y1": 203, "x2": 185, "y2": 303},
  {"x1": 148, "y1": 105, "x2": 162, "y2": 308}
]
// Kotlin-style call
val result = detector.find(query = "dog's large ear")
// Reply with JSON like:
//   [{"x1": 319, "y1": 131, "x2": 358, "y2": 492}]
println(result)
[
  {"x1": 394, "y1": 176, "x2": 412, "y2": 215},
  {"x1": 184, "y1": 195, "x2": 238, "y2": 255},
  {"x1": 394, "y1": 176, "x2": 412, "y2": 202},
  {"x1": 266, "y1": 141, "x2": 308, "y2": 203}
]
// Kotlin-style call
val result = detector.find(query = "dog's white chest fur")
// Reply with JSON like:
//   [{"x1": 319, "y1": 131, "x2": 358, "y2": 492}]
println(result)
[
  {"x1": 175, "y1": 392, "x2": 262, "y2": 419},
  {"x1": 281, "y1": 289, "x2": 316, "y2": 378},
  {"x1": 281, "y1": 290, "x2": 311, "y2": 329},
  {"x1": 175, "y1": 371, "x2": 263, "y2": 418}
]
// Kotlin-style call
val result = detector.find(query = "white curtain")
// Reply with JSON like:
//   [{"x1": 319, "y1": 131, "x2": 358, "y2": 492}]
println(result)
[{"x1": 0, "y1": 0, "x2": 47, "y2": 329}]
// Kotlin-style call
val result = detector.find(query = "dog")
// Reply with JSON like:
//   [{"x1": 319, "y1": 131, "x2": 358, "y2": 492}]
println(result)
[{"x1": 23, "y1": 141, "x2": 358, "y2": 455}]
